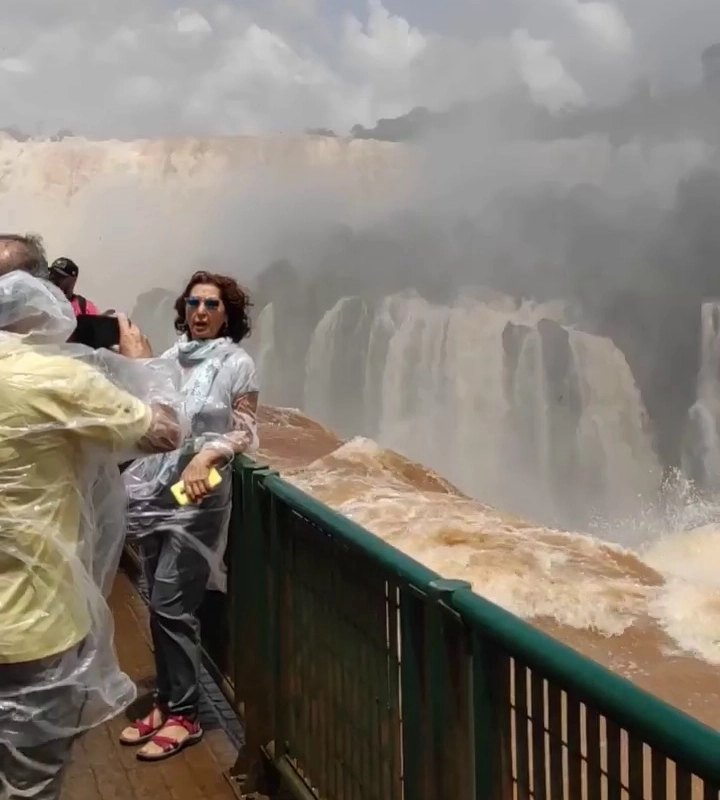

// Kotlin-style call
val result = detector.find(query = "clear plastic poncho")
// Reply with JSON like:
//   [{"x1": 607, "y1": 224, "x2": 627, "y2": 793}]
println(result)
[
  {"x1": 123, "y1": 333, "x2": 259, "y2": 593},
  {"x1": 0, "y1": 271, "x2": 189, "y2": 793}
]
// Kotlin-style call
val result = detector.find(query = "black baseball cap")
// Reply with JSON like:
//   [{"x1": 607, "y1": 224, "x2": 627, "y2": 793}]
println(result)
[{"x1": 50, "y1": 257, "x2": 79, "y2": 278}]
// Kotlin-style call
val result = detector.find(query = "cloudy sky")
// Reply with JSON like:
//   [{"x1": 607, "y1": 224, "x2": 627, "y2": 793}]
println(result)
[{"x1": 0, "y1": 0, "x2": 717, "y2": 138}]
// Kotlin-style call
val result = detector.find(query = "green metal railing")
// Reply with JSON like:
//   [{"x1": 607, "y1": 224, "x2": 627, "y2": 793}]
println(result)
[{"x1": 227, "y1": 457, "x2": 720, "y2": 800}]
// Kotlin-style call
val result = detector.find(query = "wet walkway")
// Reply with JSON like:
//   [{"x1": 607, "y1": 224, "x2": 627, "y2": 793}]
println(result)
[{"x1": 61, "y1": 572, "x2": 239, "y2": 800}]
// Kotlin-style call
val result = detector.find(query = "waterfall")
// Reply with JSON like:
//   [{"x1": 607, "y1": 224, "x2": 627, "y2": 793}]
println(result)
[
  {"x1": 377, "y1": 294, "x2": 451, "y2": 474},
  {"x1": 570, "y1": 329, "x2": 660, "y2": 519},
  {"x1": 263, "y1": 289, "x2": 661, "y2": 525},
  {"x1": 304, "y1": 296, "x2": 371, "y2": 436},
  {"x1": 684, "y1": 301, "x2": 720, "y2": 489},
  {"x1": 363, "y1": 294, "x2": 412, "y2": 437},
  {"x1": 441, "y1": 298, "x2": 521, "y2": 504},
  {"x1": 254, "y1": 303, "x2": 285, "y2": 407},
  {"x1": 305, "y1": 298, "x2": 350, "y2": 422},
  {"x1": 506, "y1": 326, "x2": 554, "y2": 519}
]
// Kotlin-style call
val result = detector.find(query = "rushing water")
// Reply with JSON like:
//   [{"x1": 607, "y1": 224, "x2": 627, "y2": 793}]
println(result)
[{"x1": 257, "y1": 289, "x2": 661, "y2": 528}]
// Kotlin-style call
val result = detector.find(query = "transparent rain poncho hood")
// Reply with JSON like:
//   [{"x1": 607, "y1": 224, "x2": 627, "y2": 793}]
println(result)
[
  {"x1": 123, "y1": 332, "x2": 259, "y2": 592},
  {"x1": 0, "y1": 271, "x2": 189, "y2": 788}
]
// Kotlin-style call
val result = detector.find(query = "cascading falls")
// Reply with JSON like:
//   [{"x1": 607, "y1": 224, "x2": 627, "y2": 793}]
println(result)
[
  {"x1": 256, "y1": 289, "x2": 661, "y2": 527},
  {"x1": 684, "y1": 301, "x2": 720, "y2": 491}
]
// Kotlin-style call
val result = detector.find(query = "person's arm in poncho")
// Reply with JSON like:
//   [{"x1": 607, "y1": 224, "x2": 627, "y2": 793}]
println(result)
[
  {"x1": 37, "y1": 356, "x2": 184, "y2": 456},
  {"x1": 179, "y1": 352, "x2": 259, "y2": 502}
]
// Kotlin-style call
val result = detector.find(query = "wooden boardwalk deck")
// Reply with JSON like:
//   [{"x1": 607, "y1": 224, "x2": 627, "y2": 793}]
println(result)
[{"x1": 61, "y1": 572, "x2": 239, "y2": 800}]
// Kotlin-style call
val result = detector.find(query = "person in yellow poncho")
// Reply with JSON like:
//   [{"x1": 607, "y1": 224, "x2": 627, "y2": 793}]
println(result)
[{"x1": 0, "y1": 234, "x2": 188, "y2": 800}]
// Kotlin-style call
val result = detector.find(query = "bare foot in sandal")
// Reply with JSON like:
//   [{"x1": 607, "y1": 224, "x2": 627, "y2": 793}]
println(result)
[
  {"x1": 119, "y1": 706, "x2": 165, "y2": 746},
  {"x1": 137, "y1": 716, "x2": 203, "y2": 762}
]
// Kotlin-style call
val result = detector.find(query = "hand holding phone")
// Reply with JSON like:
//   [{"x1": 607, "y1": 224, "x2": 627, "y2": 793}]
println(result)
[
  {"x1": 116, "y1": 313, "x2": 153, "y2": 359},
  {"x1": 71, "y1": 314, "x2": 121, "y2": 349},
  {"x1": 171, "y1": 468, "x2": 223, "y2": 506}
]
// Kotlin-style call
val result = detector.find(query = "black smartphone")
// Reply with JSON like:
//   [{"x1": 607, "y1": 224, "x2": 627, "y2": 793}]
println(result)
[{"x1": 71, "y1": 314, "x2": 121, "y2": 349}]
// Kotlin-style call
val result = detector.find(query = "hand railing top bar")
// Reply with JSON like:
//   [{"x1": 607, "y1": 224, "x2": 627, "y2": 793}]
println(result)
[{"x1": 236, "y1": 457, "x2": 720, "y2": 786}]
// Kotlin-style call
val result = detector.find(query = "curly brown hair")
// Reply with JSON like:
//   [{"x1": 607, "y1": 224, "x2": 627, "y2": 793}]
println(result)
[{"x1": 174, "y1": 270, "x2": 252, "y2": 342}]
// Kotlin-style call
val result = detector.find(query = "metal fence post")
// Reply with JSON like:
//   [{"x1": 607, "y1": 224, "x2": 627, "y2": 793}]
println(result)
[
  {"x1": 468, "y1": 631, "x2": 507, "y2": 800},
  {"x1": 229, "y1": 458, "x2": 248, "y2": 705},
  {"x1": 400, "y1": 587, "x2": 431, "y2": 800},
  {"x1": 229, "y1": 463, "x2": 278, "y2": 795},
  {"x1": 426, "y1": 579, "x2": 474, "y2": 800}
]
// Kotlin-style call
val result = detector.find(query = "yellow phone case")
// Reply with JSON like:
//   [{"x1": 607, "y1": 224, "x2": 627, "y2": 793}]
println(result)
[{"x1": 171, "y1": 467, "x2": 223, "y2": 506}]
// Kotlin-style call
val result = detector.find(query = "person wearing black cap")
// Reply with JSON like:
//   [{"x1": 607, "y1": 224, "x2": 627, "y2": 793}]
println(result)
[{"x1": 49, "y1": 257, "x2": 100, "y2": 316}]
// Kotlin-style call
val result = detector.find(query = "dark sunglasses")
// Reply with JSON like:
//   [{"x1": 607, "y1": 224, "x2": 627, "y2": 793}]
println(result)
[{"x1": 186, "y1": 296, "x2": 221, "y2": 311}]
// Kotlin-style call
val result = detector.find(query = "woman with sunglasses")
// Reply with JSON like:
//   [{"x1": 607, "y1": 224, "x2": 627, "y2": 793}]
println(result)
[{"x1": 120, "y1": 271, "x2": 259, "y2": 762}]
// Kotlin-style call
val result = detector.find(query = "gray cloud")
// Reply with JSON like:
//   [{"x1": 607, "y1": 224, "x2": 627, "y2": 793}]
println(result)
[{"x1": 0, "y1": 0, "x2": 714, "y2": 137}]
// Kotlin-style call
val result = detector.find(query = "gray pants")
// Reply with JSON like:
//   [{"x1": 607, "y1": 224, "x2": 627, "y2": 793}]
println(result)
[
  {"x1": 140, "y1": 497, "x2": 225, "y2": 720},
  {"x1": 0, "y1": 649, "x2": 82, "y2": 800},
  {"x1": 0, "y1": 740, "x2": 72, "y2": 800}
]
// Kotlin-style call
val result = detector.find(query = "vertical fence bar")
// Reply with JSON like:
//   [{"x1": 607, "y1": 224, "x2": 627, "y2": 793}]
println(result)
[
  {"x1": 229, "y1": 459, "x2": 249, "y2": 707},
  {"x1": 471, "y1": 632, "x2": 505, "y2": 800},
  {"x1": 399, "y1": 587, "x2": 430, "y2": 800},
  {"x1": 273, "y1": 498, "x2": 291, "y2": 768},
  {"x1": 386, "y1": 582, "x2": 403, "y2": 800},
  {"x1": 546, "y1": 683, "x2": 565, "y2": 800},
  {"x1": 514, "y1": 660, "x2": 531, "y2": 799},
  {"x1": 606, "y1": 718, "x2": 622, "y2": 800},
  {"x1": 565, "y1": 692, "x2": 583, "y2": 800},
  {"x1": 530, "y1": 670, "x2": 548, "y2": 800},
  {"x1": 627, "y1": 734, "x2": 644, "y2": 800},
  {"x1": 269, "y1": 491, "x2": 284, "y2": 767},
  {"x1": 231, "y1": 465, "x2": 278, "y2": 794},
  {"x1": 425, "y1": 580, "x2": 474, "y2": 800},
  {"x1": 651, "y1": 749, "x2": 667, "y2": 798},
  {"x1": 585, "y1": 706, "x2": 601, "y2": 800},
  {"x1": 676, "y1": 767, "x2": 693, "y2": 800}
]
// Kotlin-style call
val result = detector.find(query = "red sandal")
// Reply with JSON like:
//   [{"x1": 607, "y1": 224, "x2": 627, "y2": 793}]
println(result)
[
  {"x1": 136, "y1": 715, "x2": 203, "y2": 762},
  {"x1": 119, "y1": 706, "x2": 165, "y2": 746}
]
